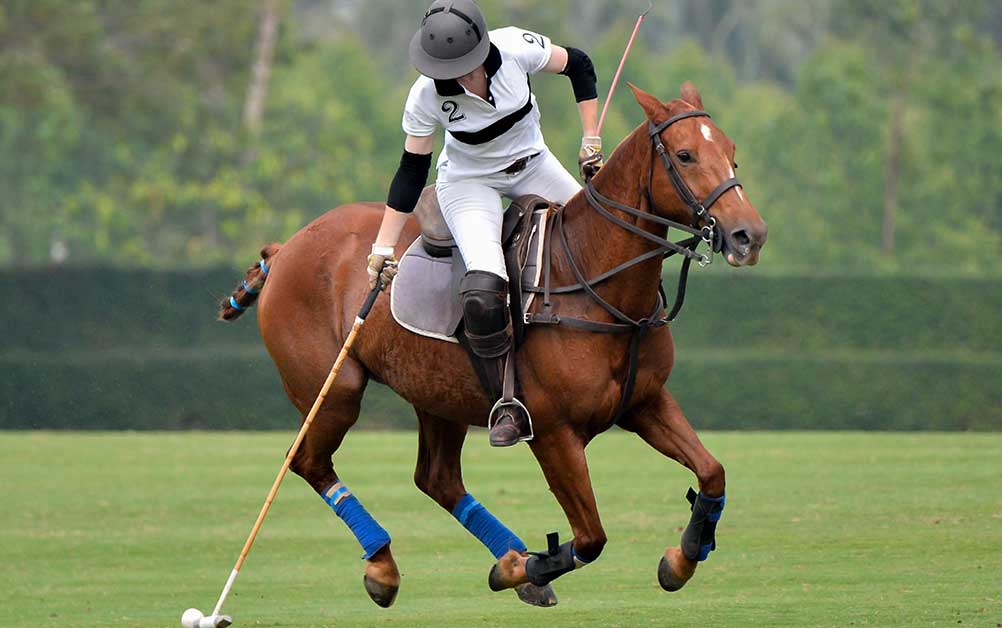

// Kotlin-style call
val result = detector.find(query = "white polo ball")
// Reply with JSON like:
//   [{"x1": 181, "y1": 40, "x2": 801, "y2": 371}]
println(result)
[{"x1": 181, "y1": 608, "x2": 204, "y2": 628}]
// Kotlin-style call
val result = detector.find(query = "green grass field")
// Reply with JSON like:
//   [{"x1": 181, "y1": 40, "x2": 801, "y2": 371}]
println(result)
[{"x1": 2, "y1": 431, "x2": 1000, "y2": 628}]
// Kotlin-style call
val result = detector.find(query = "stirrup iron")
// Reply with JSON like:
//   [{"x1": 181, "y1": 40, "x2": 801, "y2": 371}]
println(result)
[{"x1": 487, "y1": 353, "x2": 533, "y2": 443}]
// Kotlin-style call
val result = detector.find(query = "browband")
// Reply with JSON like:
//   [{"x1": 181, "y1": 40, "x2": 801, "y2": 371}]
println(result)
[{"x1": 649, "y1": 110, "x2": 711, "y2": 136}]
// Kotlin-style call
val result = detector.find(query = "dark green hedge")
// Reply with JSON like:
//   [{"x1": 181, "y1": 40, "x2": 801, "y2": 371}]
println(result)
[
  {"x1": 1, "y1": 268, "x2": 999, "y2": 430},
  {"x1": 665, "y1": 272, "x2": 1001, "y2": 354},
  {"x1": 4, "y1": 269, "x2": 1000, "y2": 354},
  {"x1": 2, "y1": 352, "x2": 997, "y2": 431},
  {"x1": 0, "y1": 350, "x2": 416, "y2": 430},
  {"x1": 2, "y1": 268, "x2": 255, "y2": 353},
  {"x1": 670, "y1": 355, "x2": 1000, "y2": 431}
]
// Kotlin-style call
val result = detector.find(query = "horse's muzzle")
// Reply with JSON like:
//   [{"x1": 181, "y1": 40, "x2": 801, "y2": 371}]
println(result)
[{"x1": 722, "y1": 220, "x2": 768, "y2": 267}]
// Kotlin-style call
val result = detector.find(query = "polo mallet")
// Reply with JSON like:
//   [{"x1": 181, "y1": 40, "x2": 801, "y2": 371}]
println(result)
[
  {"x1": 181, "y1": 275, "x2": 386, "y2": 628},
  {"x1": 596, "y1": 1, "x2": 654, "y2": 135}
]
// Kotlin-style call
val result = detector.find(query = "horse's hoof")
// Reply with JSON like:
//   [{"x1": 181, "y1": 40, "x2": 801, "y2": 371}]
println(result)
[
  {"x1": 658, "y1": 546, "x2": 696, "y2": 592},
  {"x1": 515, "y1": 582, "x2": 558, "y2": 607},
  {"x1": 488, "y1": 549, "x2": 529, "y2": 591},
  {"x1": 363, "y1": 575, "x2": 399, "y2": 608},
  {"x1": 658, "y1": 555, "x2": 687, "y2": 592},
  {"x1": 488, "y1": 563, "x2": 507, "y2": 592}
]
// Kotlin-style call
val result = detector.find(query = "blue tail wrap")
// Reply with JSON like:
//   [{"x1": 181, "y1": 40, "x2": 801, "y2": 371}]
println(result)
[
  {"x1": 322, "y1": 485, "x2": 391, "y2": 560},
  {"x1": 452, "y1": 493, "x2": 527, "y2": 559}
]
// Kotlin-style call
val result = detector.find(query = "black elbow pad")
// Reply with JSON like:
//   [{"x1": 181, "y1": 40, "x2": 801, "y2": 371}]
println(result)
[
  {"x1": 386, "y1": 150, "x2": 432, "y2": 213},
  {"x1": 560, "y1": 46, "x2": 598, "y2": 103}
]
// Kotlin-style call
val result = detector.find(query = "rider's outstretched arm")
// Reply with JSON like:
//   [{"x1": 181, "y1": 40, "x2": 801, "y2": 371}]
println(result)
[
  {"x1": 543, "y1": 44, "x2": 601, "y2": 177},
  {"x1": 542, "y1": 44, "x2": 598, "y2": 137},
  {"x1": 368, "y1": 134, "x2": 434, "y2": 289}
]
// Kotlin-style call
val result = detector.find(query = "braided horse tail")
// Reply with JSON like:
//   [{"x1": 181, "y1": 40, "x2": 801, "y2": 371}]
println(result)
[{"x1": 219, "y1": 243, "x2": 282, "y2": 321}]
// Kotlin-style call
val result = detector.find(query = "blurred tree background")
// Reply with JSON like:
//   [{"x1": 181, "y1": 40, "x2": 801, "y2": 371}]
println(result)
[
  {"x1": 3, "y1": 0, "x2": 1000, "y2": 274},
  {"x1": 3, "y1": 1, "x2": 1000, "y2": 431}
]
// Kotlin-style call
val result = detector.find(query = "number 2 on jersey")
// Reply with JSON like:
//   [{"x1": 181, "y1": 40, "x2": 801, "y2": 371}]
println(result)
[
  {"x1": 522, "y1": 31, "x2": 544, "y2": 48},
  {"x1": 442, "y1": 100, "x2": 466, "y2": 123}
]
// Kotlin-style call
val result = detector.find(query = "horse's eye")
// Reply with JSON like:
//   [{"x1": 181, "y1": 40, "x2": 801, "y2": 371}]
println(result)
[{"x1": 676, "y1": 150, "x2": 694, "y2": 164}]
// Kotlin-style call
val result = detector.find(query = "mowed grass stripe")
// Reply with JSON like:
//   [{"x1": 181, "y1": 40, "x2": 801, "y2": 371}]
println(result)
[{"x1": 1, "y1": 431, "x2": 1000, "y2": 627}]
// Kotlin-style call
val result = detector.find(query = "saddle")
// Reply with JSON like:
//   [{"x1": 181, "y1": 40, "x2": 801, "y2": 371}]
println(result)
[{"x1": 391, "y1": 186, "x2": 556, "y2": 438}]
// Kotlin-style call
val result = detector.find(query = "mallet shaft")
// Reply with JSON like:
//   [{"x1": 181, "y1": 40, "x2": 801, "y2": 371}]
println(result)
[
  {"x1": 208, "y1": 279, "x2": 383, "y2": 618},
  {"x1": 596, "y1": 1, "x2": 653, "y2": 135}
]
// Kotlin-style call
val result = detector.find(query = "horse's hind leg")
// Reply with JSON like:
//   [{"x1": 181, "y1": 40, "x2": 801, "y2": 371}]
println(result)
[
  {"x1": 412, "y1": 410, "x2": 557, "y2": 607},
  {"x1": 287, "y1": 357, "x2": 400, "y2": 608},
  {"x1": 618, "y1": 388, "x2": 726, "y2": 592}
]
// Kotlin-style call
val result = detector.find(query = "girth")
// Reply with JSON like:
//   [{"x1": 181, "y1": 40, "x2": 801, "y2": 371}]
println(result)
[{"x1": 525, "y1": 108, "x2": 743, "y2": 423}]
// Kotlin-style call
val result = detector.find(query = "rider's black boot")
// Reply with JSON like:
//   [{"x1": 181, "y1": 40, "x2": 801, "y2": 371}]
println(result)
[{"x1": 459, "y1": 271, "x2": 529, "y2": 447}]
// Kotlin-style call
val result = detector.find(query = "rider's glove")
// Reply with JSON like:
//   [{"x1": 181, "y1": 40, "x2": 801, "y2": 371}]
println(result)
[
  {"x1": 367, "y1": 244, "x2": 399, "y2": 291},
  {"x1": 578, "y1": 136, "x2": 604, "y2": 180}
]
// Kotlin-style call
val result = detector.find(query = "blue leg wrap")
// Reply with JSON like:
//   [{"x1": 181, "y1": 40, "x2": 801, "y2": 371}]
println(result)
[
  {"x1": 681, "y1": 487, "x2": 725, "y2": 562},
  {"x1": 322, "y1": 483, "x2": 391, "y2": 560},
  {"x1": 452, "y1": 493, "x2": 527, "y2": 559},
  {"x1": 699, "y1": 492, "x2": 725, "y2": 561}
]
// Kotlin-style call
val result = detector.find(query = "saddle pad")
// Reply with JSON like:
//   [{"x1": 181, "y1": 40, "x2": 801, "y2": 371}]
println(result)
[
  {"x1": 390, "y1": 209, "x2": 549, "y2": 343},
  {"x1": 391, "y1": 237, "x2": 464, "y2": 344}
]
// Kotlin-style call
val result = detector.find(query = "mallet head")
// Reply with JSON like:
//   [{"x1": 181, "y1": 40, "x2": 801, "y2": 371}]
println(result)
[{"x1": 181, "y1": 608, "x2": 232, "y2": 628}]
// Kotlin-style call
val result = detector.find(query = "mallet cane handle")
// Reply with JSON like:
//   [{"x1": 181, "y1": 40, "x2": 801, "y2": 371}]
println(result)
[{"x1": 210, "y1": 275, "x2": 385, "y2": 617}]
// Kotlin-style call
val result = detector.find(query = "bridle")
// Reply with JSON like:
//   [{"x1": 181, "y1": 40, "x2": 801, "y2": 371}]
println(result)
[
  {"x1": 524, "y1": 108, "x2": 743, "y2": 422},
  {"x1": 646, "y1": 110, "x2": 741, "y2": 258}
]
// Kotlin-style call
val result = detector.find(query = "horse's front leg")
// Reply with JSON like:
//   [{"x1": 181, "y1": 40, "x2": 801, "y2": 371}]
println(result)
[
  {"x1": 412, "y1": 410, "x2": 558, "y2": 607},
  {"x1": 618, "y1": 388, "x2": 726, "y2": 592},
  {"x1": 489, "y1": 427, "x2": 606, "y2": 591}
]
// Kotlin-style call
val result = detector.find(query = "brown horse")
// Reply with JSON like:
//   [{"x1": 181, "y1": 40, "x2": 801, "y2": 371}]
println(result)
[{"x1": 219, "y1": 82, "x2": 767, "y2": 608}]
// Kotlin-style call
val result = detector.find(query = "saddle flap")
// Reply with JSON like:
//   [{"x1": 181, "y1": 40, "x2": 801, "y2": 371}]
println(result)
[
  {"x1": 391, "y1": 199, "x2": 557, "y2": 346},
  {"x1": 390, "y1": 238, "x2": 464, "y2": 343},
  {"x1": 505, "y1": 194, "x2": 552, "y2": 265}
]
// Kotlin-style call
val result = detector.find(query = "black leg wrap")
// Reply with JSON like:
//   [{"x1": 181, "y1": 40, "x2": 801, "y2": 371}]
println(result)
[
  {"x1": 525, "y1": 533, "x2": 577, "y2": 587},
  {"x1": 460, "y1": 271, "x2": 512, "y2": 359},
  {"x1": 680, "y1": 487, "x2": 726, "y2": 562}
]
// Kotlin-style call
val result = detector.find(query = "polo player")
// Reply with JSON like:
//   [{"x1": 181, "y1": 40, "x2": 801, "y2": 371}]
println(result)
[{"x1": 366, "y1": 0, "x2": 601, "y2": 446}]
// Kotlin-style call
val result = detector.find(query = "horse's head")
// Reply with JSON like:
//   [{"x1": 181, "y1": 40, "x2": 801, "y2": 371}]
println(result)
[{"x1": 629, "y1": 82, "x2": 768, "y2": 267}]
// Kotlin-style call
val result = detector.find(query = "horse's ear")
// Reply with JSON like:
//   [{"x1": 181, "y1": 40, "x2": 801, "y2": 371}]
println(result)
[
  {"x1": 628, "y1": 82, "x2": 663, "y2": 122},
  {"x1": 680, "y1": 81, "x2": 704, "y2": 109}
]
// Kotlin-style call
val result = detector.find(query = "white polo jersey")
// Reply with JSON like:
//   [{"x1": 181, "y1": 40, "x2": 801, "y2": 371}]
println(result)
[{"x1": 402, "y1": 26, "x2": 554, "y2": 182}]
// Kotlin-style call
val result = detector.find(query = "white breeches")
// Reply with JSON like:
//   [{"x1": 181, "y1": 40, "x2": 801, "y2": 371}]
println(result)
[{"x1": 436, "y1": 151, "x2": 581, "y2": 281}]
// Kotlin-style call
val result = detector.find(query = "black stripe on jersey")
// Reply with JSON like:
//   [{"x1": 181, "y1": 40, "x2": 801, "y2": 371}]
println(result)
[
  {"x1": 448, "y1": 97, "x2": 532, "y2": 145},
  {"x1": 448, "y1": 80, "x2": 534, "y2": 145}
]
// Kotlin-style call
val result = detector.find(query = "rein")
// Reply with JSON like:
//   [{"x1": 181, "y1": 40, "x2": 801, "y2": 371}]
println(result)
[{"x1": 525, "y1": 109, "x2": 743, "y2": 421}]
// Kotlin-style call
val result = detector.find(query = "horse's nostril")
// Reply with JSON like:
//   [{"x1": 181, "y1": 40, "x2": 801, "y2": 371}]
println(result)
[{"x1": 731, "y1": 229, "x2": 751, "y2": 249}]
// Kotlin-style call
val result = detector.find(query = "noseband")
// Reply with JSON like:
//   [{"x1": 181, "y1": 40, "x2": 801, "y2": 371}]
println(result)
[{"x1": 524, "y1": 108, "x2": 743, "y2": 423}]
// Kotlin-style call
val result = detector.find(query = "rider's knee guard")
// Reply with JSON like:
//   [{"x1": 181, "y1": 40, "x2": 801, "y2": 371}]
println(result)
[{"x1": 459, "y1": 270, "x2": 512, "y2": 359}]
